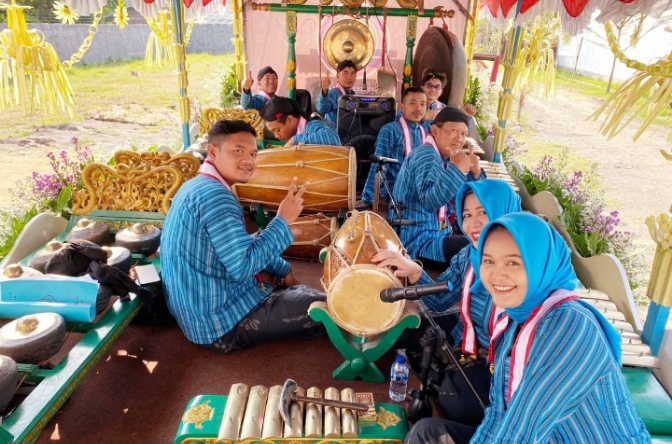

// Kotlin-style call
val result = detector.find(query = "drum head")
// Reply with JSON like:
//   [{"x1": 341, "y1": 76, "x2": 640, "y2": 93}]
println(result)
[{"x1": 327, "y1": 264, "x2": 404, "y2": 336}]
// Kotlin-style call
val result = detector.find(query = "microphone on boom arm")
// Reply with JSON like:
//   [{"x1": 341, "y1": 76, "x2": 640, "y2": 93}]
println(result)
[
  {"x1": 369, "y1": 154, "x2": 399, "y2": 165},
  {"x1": 380, "y1": 281, "x2": 454, "y2": 303}
]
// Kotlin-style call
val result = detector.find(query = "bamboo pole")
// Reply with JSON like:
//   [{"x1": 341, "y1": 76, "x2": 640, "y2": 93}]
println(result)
[
  {"x1": 251, "y1": 2, "x2": 454, "y2": 18},
  {"x1": 170, "y1": 0, "x2": 190, "y2": 149}
]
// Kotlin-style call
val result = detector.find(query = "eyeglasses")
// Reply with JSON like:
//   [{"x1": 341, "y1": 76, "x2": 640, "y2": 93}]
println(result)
[{"x1": 424, "y1": 83, "x2": 443, "y2": 90}]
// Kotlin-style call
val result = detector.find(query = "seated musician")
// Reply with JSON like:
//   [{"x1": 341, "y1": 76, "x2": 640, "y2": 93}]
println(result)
[
  {"x1": 161, "y1": 119, "x2": 325, "y2": 354},
  {"x1": 373, "y1": 179, "x2": 521, "y2": 426},
  {"x1": 422, "y1": 72, "x2": 477, "y2": 122},
  {"x1": 406, "y1": 212, "x2": 652, "y2": 444},
  {"x1": 392, "y1": 107, "x2": 483, "y2": 266},
  {"x1": 361, "y1": 86, "x2": 429, "y2": 206},
  {"x1": 260, "y1": 96, "x2": 341, "y2": 147},
  {"x1": 241, "y1": 66, "x2": 278, "y2": 111},
  {"x1": 316, "y1": 60, "x2": 358, "y2": 129}
]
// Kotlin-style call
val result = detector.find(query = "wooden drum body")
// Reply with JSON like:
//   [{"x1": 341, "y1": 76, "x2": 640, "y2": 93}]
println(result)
[
  {"x1": 233, "y1": 145, "x2": 356, "y2": 214},
  {"x1": 321, "y1": 210, "x2": 409, "y2": 337},
  {"x1": 284, "y1": 214, "x2": 338, "y2": 260}
]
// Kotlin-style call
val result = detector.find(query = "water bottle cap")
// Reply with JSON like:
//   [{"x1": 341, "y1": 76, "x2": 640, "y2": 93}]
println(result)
[{"x1": 395, "y1": 355, "x2": 406, "y2": 364}]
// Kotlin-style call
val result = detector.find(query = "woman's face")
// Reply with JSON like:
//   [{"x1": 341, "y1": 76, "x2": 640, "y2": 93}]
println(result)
[
  {"x1": 461, "y1": 193, "x2": 489, "y2": 247},
  {"x1": 423, "y1": 78, "x2": 443, "y2": 103},
  {"x1": 480, "y1": 228, "x2": 528, "y2": 308}
]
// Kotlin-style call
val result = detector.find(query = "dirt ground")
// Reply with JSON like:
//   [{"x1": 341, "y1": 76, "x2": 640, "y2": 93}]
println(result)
[{"x1": 0, "y1": 86, "x2": 670, "y2": 317}]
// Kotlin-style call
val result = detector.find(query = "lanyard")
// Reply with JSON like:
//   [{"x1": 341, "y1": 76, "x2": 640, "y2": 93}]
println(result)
[
  {"x1": 293, "y1": 116, "x2": 307, "y2": 136},
  {"x1": 259, "y1": 91, "x2": 273, "y2": 101},
  {"x1": 398, "y1": 117, "x2": 428, "y2": 157}
]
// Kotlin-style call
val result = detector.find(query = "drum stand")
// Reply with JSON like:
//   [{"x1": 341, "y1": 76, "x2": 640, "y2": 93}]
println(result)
[
  {"x1": 407, "y1": 300, "x2": 486, "y2": 423},
  {"x1": 309, "y1": 302, "x2": 420, "y2": 383}
]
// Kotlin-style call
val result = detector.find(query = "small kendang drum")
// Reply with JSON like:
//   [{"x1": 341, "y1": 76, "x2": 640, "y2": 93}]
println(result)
[
  {"x1": 321, "y1": 210, "x2": 409, "y2": 337},
  {"x1": 233, "y1": 145, "x2": 356, "y2": 214},
  {"x1": 283, "y1": 214, "x2": 338, "y2": 260}
]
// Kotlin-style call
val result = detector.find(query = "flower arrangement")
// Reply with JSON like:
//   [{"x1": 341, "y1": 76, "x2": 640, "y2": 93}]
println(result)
[
  {"x1": 0, "y1": 138, "x2": 95, "y2": 262},
  {"x1": 512, "y1": 149, "x2": 645, "y2": 297}
]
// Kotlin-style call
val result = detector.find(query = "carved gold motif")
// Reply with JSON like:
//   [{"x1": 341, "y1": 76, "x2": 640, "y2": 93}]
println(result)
[
  {"x1": 183, "y1": 401, "x2": 214, "y2": 429},
  {"x1": 199, "y1": 108, "x2": 265, "y2": 140},
  {"x1": 71, "y1": 151, "x2": 200, "y2": 215},
  {"x1": 376, "y1": 407, "x2": 401, "y2": 430}
]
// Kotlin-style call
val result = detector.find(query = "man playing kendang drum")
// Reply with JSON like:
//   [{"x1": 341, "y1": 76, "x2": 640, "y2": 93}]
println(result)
[
  {"x1": 161, "y1": 119, "x2": 326, "y2": 354},
  {"x1": 392, "y1": 107, "x2": 483, "y2": 266},
  {"x1": 316, "y1": 60, "x2": 357, "y2": 129},
  {"x1": 260, "y1": 96, "x2": 341, "y2": 147},
  {"x1": 361, "y1": 86, "x2": 430, "y2": 206},
  {"x1": 241, "y1": 66, "x2": 278, "y2": 111}
]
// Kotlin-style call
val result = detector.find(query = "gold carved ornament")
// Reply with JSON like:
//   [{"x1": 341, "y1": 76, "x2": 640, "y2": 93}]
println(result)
[
  {"x1": 199, "y1": 108, "x2": 264, "y2": 140},
  {"x1": 182, "y1": 401, "x2": 214, "y2": 429},
  {"x1": 71, "y1": 151, "x2": 200, "y2": 215}
]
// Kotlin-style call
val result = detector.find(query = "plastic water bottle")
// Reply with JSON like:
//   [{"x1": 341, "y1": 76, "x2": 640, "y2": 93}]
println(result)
[{"x1": 389, "y1": 355, "x2": 409, "y2": 402}]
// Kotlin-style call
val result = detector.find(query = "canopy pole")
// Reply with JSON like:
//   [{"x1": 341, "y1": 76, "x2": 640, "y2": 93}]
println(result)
[
  {"x1": 171, "y1": 0, "x2": 190, "y2": 150},
  {"x1": 286, "y1": 11, "x2": 297, "y2": 99},
  {"x1": 402, "y1": 15, "x2": 418, "y2": 90},
  {"x1": 232, "y1": 0, "x2": 246, "y2": 91}
]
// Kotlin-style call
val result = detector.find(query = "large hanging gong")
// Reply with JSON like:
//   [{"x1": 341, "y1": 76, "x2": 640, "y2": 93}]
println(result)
[
  {"x1": 412, "y1": 27, "x2": 467, "y2": 107},
  {"x1": 323, "y1": 19, "x2": 374, "y2": 71}
]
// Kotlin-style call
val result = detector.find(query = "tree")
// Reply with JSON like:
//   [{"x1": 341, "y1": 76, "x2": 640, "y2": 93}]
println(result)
[{"x1": 586, "y1": 13, "x2": 672, "y2": 93}]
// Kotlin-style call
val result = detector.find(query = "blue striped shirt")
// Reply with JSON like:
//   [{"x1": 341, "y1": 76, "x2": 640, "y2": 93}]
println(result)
[
  {"x1": 361, "y1": 119, "x2": 430, "y2": 204},
  {"x1": 390, "y1": 143, "x2": 474, "y2": 262},
  {"x1": 161, "y1": 176, "x2": 293, "y2": 344},
  {"x1": 416, "y1": 246, "x2": 493, "y2": 347},
  {"x1": 428, "y1": 100, "x2": 446, "y2": 111},
  {"x1": 472, "y1": 301, "x2": 651, "y2": 443},
  {"x1": 316, "y1": 87, "x2": 351, "y2": 129},
  {"x1": 240, "y1": 91, "x2": 270, "y2": 111},
  {"x1": 293, "y1": 119, "x2": 341, "y2": 146}
]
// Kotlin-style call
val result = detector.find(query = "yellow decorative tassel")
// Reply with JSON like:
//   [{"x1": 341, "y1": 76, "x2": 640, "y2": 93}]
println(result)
[
  {"x1": 0, "y1": 0, "x2": 74, "y2": 117},
  {"x1": 591, "y1": 21, "x2": 672, "y2": 143},
  {"x1": 145, "y1": 11, "x2": 194, "y2": 68}
]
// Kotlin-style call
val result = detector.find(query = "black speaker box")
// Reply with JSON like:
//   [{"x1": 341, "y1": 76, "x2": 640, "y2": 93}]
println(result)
[{"x1": 336, "y1": 95, "x2": 397, "y2": 191}]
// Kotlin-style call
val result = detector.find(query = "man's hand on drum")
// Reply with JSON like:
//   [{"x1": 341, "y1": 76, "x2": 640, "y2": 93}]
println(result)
[
  {"x1": 243, "y1": 71, "x2": 254, "y2": 93},
  {"x1": 277, "y1": 177, "x2": 309, "y2": 225},
  {"x1": 371, "y1": 250, "x2": 423, "y2": 285}
]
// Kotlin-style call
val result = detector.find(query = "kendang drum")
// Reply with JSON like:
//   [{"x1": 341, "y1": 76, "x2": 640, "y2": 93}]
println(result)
[
  {"x1": 321, "y1": 210, "x2": 409, "y2": 337},
  {"x1": 283, "y1": 214, "x2": 338, "y2": 260},
  {"x1": 233, "y1": 145, "x2": 356, "y2": 214}
]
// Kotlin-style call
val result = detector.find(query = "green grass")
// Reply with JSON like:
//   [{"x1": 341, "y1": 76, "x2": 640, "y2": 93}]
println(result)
[
  {"x1": 555, "y1": 69, "x2": 672, "y2": 128},
  {"x1": 0, "y1": 53, "x2": 236, "y2": 140}
]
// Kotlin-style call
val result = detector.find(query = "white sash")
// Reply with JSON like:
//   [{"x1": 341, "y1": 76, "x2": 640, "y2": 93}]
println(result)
[
  {"x1": 337, "y1": 83, "x2": 350, "y2": 95},
  {"x1": 200, "y1": 160, "x2": 232, "y2": 191},
  {"x1": 460, "y1": 265, "x2": 477, "y2": 355},
  {"x1": 294, "y1": 116, "x2": 308, "y2": 136},
  {"x1": 489, "y1": 289, "x2": 579, "y2": 401},
  {"x1": 398, "y1": 117, "x2": 428, "y2": 157},
  {"x1": 424, "y1": 135, "x2": 448, "y2": 228},
  {"x1": 258, "y1": 91, "x2": 273, "y2": 101}
]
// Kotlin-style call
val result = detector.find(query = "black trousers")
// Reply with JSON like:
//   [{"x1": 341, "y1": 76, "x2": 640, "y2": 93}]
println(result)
[
  {"x1": 437, "y1": 359, "x2": 492, "y2": 426},
  {"x1": 200, "y1": 285, "x2": 326, "y2": 354},
  {"x1": 405, "y1": 418, "x2": 477, "y2": 444}
]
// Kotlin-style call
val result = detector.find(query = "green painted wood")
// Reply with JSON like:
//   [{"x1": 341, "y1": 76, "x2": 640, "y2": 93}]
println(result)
[
  {"x1": 403, "y1": 15, "x2": 417, "y2": 90},
  {"x1": 622, "y1": 367, "x2": 672, "y2": 436},
  {"x1": 310, "y1": 304, "x2": 420, "y2": 383},
  {"x1": 254, "y1": 4, "x2": 450, "y2": 18},
  {"x1": 286, "y1": 11, "x2": 297, "y2": 100},
  {"x1": 174, "y1": 394, "x2": 409, "y2": 443}
]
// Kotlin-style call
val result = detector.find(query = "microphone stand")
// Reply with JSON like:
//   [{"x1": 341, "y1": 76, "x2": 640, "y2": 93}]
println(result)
[
  {"x1": 374, "y1": 162, "x2": 415, "y2": 236},
  {"x1": 407, "y1": 300, "x2": 487, "y2": 423}
]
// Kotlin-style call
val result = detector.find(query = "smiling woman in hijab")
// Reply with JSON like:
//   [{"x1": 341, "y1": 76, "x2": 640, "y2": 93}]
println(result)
[
  {"x1": 373, "y1": 179, "x2": 521, "y2": 425},
  {"x1": 405, "y1": 212, "x2": 651, "y2": 444}
]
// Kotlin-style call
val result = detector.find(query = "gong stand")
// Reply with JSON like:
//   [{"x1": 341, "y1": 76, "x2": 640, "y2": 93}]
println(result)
[{"x1": 250, "y1": 2, "x2": 454, "y2": 98}]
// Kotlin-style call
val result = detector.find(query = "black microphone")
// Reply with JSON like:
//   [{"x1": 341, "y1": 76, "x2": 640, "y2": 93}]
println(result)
[
  {"x1": 380, "y1": 281, "x2": 454, "y2": 303},
  {"x1": 369, "y1": 154, "x2": 399, "y2": 164}
]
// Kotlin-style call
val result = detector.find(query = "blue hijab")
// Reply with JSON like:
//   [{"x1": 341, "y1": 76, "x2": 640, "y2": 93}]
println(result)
[
  {"x1": 455, "y1": 179, "x2": 522, "y2": 274},
  {"x1": 475, "y1": 212, "x2": 622, "y2": 363}
]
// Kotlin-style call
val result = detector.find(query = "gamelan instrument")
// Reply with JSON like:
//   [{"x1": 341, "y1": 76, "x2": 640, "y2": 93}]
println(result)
[
  {"x1": 0, "y1": 313, "x2": 66, "y2": 365},
  {"x1": 65, "y1": 218, "x2": 110, "y2": 246},
  {"x1": 0, "y1": 355, "x2": 18, "y2": 412},
  {"x1": 479, "y1": 160, "x2": 520, "y2": 191},
  {"x1": 233, "y1": 145, "x2": 356, "y2": 214},
  {"x1": 114, "y1": 222, "x2": 161, "y2": 256},
  {"x1": 283, "y1": 214, "x2": 338, "y2": 260},
  {"x1": 412, "y1": 27, "x2": 467, "y2": 108},
  {"x1": 174, "y1": 382, "x2": 408, "y2": 443},
  {"x1": 321, "y1": 210, "x2": 409, "y2": 337},
  {"x1": 323, "y1": 19, "x2": 374, "y2": 72}
]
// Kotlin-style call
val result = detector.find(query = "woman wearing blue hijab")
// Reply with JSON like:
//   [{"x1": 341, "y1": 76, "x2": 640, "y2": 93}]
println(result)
[
  {"x1": 406, "y1": 213, "x2": 650, "y2": 444},
  {"x1": 373, "y1": 179, "x2": 521, "y2": 425}
]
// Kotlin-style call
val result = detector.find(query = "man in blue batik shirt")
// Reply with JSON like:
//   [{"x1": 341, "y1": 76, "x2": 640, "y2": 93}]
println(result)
[
  {"x1": 316, "y1": 60, "x2": 358, "y2": 129},
  {"x1": 161, "y1": 119, "x2": 325, "y2": 354},
  {"x1": 361, "y1": 86, "x2": 430, "y2": 206},
  {"x1": 261, "y1": 96, "x2": 341, "y2": 147},
  {"x1": 391, "y1": 107, "x2": 484, "y2": 266},
  {"x1": 241, "y1": 66, "x2": 278, "y2": 111}
]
